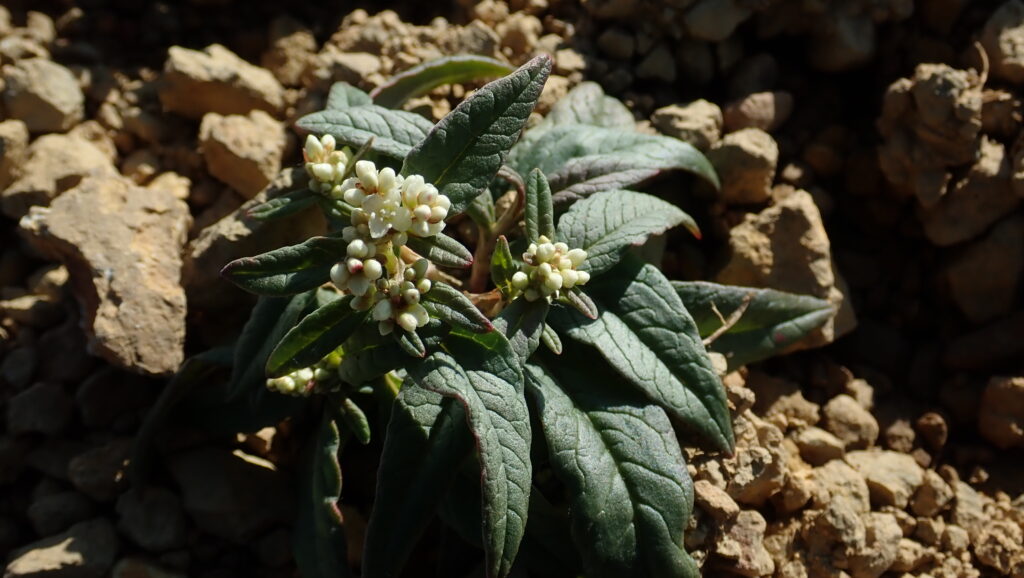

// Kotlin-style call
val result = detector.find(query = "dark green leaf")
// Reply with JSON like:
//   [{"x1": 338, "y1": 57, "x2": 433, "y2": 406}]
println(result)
[
  {"x1": 397, "y1": 328, "x2": 427, "y2": 358},
  {"x1": 549, "y1": 257, "x2": 734, "y2": 453},
  {"x1": 422, "y1": 281, "x2": 494, "y2": 333},
  {"x1": 338, "y1": 320, "x2": 449, "y2": 385},
  {"x1": 673, "y1": 281, "x2": 834, "y2": 370},
  {"x1": 326, "y1": 82, "x2": 372, "y2": 109},
  {"x1": 492, "y1": 297, "x2": 549, "y2": 363},
  {"x1": 466, "y1": 186, "x2": 497, "y2": 229},
  {"x1": 295, "y1": 107, "x2": 435, "y2": 160},
  {"x1": 532, "y1": 81, "x2": 635, "y2": 131},
  {"x1": 408, "y1": 331, "x2": 530, "y2": 578},
  {"x1": 526, "y1": 359, "x2": 698, "y2": 578},
  {"x1": 406, "y1": 233, "x2": 474, "y2": 268},
  {"x1": 266, "y1": 296, "x2": 368, "y2": 377},
  {"x1": 556, "y1": 190, "x2": 698, "y2": 276},
  {"x1": 508, "y1": 126, "x2": 719, "y2": 203},
  {"x1": 371, "y1": 55, "x2": 515, "y2": 109},
  {"x1": 402, "y1": 55, "x2": 552, "y2": 215},
  {"x1": 560, "y1": 289, "x2": 598, "y2": 320},
  {"x1": 490, "y1": 235, "x2": 516, "y2": 298},
  {"x1": 337, "y1": 396, "x2": 371, "y2": 444},
  {"x1": 246, "y1": 188, "x2": 318, "y2": 221},
  {"x1": 540, "y1": 323, "x2": 561, "y2": 354},
  {"x1": 524, "y1": 168, "x2": 554, "y2": 242},
  {"x1": 293, "y1": 409, "x2": 350, "y2": 578},
  {"x1": 231, "y1": 293, "x2": 317, "y2": 398},
  {"x1": 363, "y1": 385, "x2": 472, "y2": 578},
  {"x1": 221, "y1": 236, "x2": 346, "y2": 296}
]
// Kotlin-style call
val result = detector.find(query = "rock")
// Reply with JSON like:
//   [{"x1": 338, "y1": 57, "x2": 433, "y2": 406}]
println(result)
[
  {"x1": 120, "y1": 149, "x2": 160, "y2": 185},
  {"x1": 67, "y1": 440, "x2": 131, "y2": 502},
  {"x1": 684, "y1": 0, "x2": 752, "y2": 42},
  {"x1": 1, "y1": 134, "x2": 116, "y2": 219},
  {"x1": 20, "y1": 175, "x2": 190, "y2": 376},
  {"x1": 0, "y1": 119, "x2": 28, "y2": 190},
  {"x1": 846, "y1": 450, "x2": 924, "y2": 509},
  {"x1": 822, "y1": 394, "x2": 878, "y2": 449},
  {"x1": 915, "y1": 412, "x2": 948, "y2": 451},
  {"x1": 636, "y1": 43, "x2": 675, "y2": 83},
  {"x1": 883, "y1": 418, "x2": 914, "y2": 453},
  {"x1": 111, "y1": 558, "x2": 186, "y2": 578},
  {"x1": 4, "y1": 518, "x2": 118, "y2": 578},
  {"x1": 0, "y1": 436, "x2": 29, "y2": 484},
  {"x1": 26, "y1": 492, "x2": 95, "y2": 537},
  {"x1": 36, "y1": 316, "x2": 94, "y2": 383},
  {"x1": 809, "y1": 459, "x2": 871, "y2": 514},
  {"x1": 723, "y1": 92, "x2": 794, "y2": 133},
  {"x1": 877, "y1": 63, "x2": 983, "y2": 208},
  {"x1": 803, "y1": 495, "x2": 867, "y2": 558},
  {"x1": 168, "y1": 448, "x2": 292, "y2": 543},
  {"x1": 914, "y1": 516, "x2": 945, "y2": 546},
  {"x1": 943, "y1": 524, "x2": 970, "y2": 554},
  {"x1": 706, "y1": 128, "x2": 778, "y2": 205},
  {"x1": 715, "y1": 190, "x2": 855, "y2": 346},
  {"x1": 920, "y1": 137, "x2": 1020, "y2": 246},
  {"x1": 978, "y1": 375, "x2": 1024, "y2": 449},
  {"x1": 0, "y1": 347, "x2": 36, "y2": 389},
  {"x1": 974, "y1": 519, "x2": 1024, "y2": 575},
  {"x1": 792, "y1": 427, "x2": 845, "y2": 466},
  {"x1": 596, "y1": 27, "x2": 635, "y2": 60},
  {"x1": 160, "y1": 44, "x2": 285, "y2": 119},
  {"x1": 75, "y1": 367, "x2": 154, "y2": 430},
  {"x1": 496, "y1": 13, "x2": 542, "y2": 56},
  {"x1": 945, "y1": 214, "x2": 1024, "y2": 323},
  {"x1": 747, "y1": 371, "x2": 820, "y2": 430},
  {"x1": 944, "y1": 310, "x2": 1024, "y2": 370},
  {"x1": 911, "y1": 469, "x2": 954, "y2": 517},
  {"x1": 0, "y1": 293, "x2": 63, "y2": 328},
  {"x1": 6, "y1": 382, "x2": 73, "y2": 436},
  {"x1": 849, "y1": 512, "x2": 902, "y2": 578},
  {"x1": 310, "y1": 50, "x2": 382, "y2": 87},
  {"x1": 147, "y1": 172, "x2": 191, "y2": 202},
  {"x1": 723, "y1": 411, "x2": 788, "y2": 506},
  {"x1": 1, "y1": 58, "x2": 84, "y2": 133},
  {"x1": 651, "y1": 100, "x2": 722, "y2": 151},
  {"x1": 713, "y1": 510, "x2": 775, "y2": 577},
  {"x1": 261, "y1": 17, "x2": 316, "y2": 87},
  {"x1": 116, "y1": 487, "x2": 187, "y2": 552},
  {"x1": 982, "y1": 1, "x2": 1024, "y2": 84},
  {"x1": 199, "y1": 110, "x2": 285, "y2": 199},
  {"x1": 694, "y1": 479, "x2": 740, "y2": 522},
  {"x1": 25, "y1": 439, "x2": 88, "y2": 481},
  {"x1": 890, "y1": 538, "x2": 927, "y2": 572}
]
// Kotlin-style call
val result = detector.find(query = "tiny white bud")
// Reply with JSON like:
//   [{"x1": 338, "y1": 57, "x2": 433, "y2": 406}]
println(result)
[
  {"x1": 347, "y1": 239, "x2": 369, "y2": 258},
  {"x1": 378, "y1": 320, "x2": 394, "y2": 335},
  {"x1": 347, "y1": 258, "x2": 364, "y2": 273},
  {"x1": 536, "y1": 243, "x2": 556, "y2": 263},
  {"x1": 321, "y1": 134, "x2": 336, "y2": 151},
  {"x1": 313, "y1": 368, "x2": 331, "y2": 382},
  {"x1": 404, "y1": 267, "x2": 416, "y2": 281},
  {"x1": 295, "y1": 368, "x2": 315, "y2": 383},
  {"x1": 554, "y1": 242, "x2": 569, "y2": 254},
  {"x1": 363, "y1": 259, "x2": 383, "y2": 280},
  {"x1": 545, "y1": 273, "x2": 563, "y2": 292},
  {"x1": 330, "y1": 263, "x2": 349, "y2": 287},
  {"x1": 355, "y1": 160, "x2": 378, "y2": 190},
  {"x1": 304, "y1": 135, "x2": 324, "y2": 159},
  {"x1": 411, "y1": 220, "x2": 430, "y2": 238},
  {"x1": 393, "y1": 232, "x2": 408, "y2": 247},
  {"x1": 311, "y1": 163, "x2": 334, "y2": 182},
  {"x1": 344, "y1": 188, "x2": 366, "y2": 207},
  {"x1": 396, "y1": 312, "x2": 419, "y2": 333},
  {"x1": 567, "y1": 249, "x2": 587, "y2": 268},
  {"x1": 537, "y1": 235, "x2": 552, "y2": 244},
  {"x1": 562, "y1": 269, "x2": 578, "y2": 288},
  {"x1": 348, "y1": 275, "x2": 371, "y2": 296},
  {"x1": 403, "y1": 288, "x2": 420, "y2": 304},
  {"x1": 414, "y1": 204, "x2": 432, "y2": 221},
  {"x1": 558, "y1": 257, "x2": 573, "y2": 271},
  {"x1": 378, "y1": 167, "x2": 399, "y2": 192},
  {"x1": 416, "y1": 279, "x2": 432, "y2": 294},
  {"x1": 538, "y1": 262, "x2": 553, "y2": 277},
  {"x1": 511, "y1": 271, "x2": 529, "y2": 289},
  {"x1": 411, "y1": 304, "x2": 429, "y2": 326},
  {"x1": 576, "y1": 271, "x2": 591, "y2": 285},
  {"x1": 527, "y1": 243, "x2": 538, "y2": 255},
  {"x1": 429, "y1": 206, "x2": 447, "y2": 223}
]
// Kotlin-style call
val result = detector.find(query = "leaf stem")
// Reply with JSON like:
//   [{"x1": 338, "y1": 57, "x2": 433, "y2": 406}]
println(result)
[
  {"x1": 468, "y1": 171, "x2": 525, "y2": 293},
  {"x1": 702, "y1": 292, "x2": 754, "y2": 346}
]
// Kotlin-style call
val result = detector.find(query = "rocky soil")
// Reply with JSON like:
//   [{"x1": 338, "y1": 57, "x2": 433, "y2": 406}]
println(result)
[{"x1": 1, "y1": 0, "x2": 1023, "y2": 577}]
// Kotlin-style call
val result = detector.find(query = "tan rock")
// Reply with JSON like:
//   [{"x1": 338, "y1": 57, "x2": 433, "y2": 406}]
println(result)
[
  {"x1": 982, "y1": 1, "x2": 1024, "y2": 84},
  {"x1": 148, "y1": 172, "x2": 192, "y2": 201},
  {"x1": 974, "y1": 519, "x2": 1024, "y2": 575},
  {"x1": 822, "y1": 394, "x2": 878, "y2": 450},
  {"x1": 945, "y1": 214, "x2": 1024, "y2": 323},
  {"x1": 803, "y1": 495, "x2": 866, "y2": 557},
  {"x1": 707, "y1": 128, "x2": 778, "y2": 205},
  {"x1": 714, "y1": 190, "x2": 855, "y2": 347},
  {"x1": 714, "y1": 510, "x2": 775, "y2": 577},
  {"x1": 0, "y1": 119, "x2": 29, "y2": 190},
  {"x1": 1, "y1": 134, "x2": 117, "y2": 219},
  {"x1": 121, "y1": 149, "x2": 161, "y2": 185},
  {"x1": 809, "y1": 455, "x2": 871, "y2": 513},
  {"x1": 849, "y1": 512, "x2": 902, "y2": 578},
  {"x1": 694, "y1": 479, "x2": 740, "y2": 522},
  {"x1": 792, "y1": 426, "x2": 845, "y2": 466},
  {"x1": 890, "y1": 538, "x2": 928, "y2": 573},
  {"x1": 978, "y1": 375, "x2": 1024, "y2": 449},
  {"x1": 950, "y1": 481, "x2": 988, "y2": 540},
  {"x1": 199, "y1": 110, "x2": 285, "y2": 199},
  {"x1": 846, "y1": 450, "x2": 924, "y2": 509},
  {"x1": 310, "y1": 50, "x2": 382, "y2": 88},
  {"x1": 911, "y1": 469, "x2": 954, "y2": 517},
  {"x1": 160, "y1": 44, "x2": 285, "y2": 119},
  {"x1": 2, "y1": 58, "x2": 84, "y2": 133},
  {"x1": 496, "y1": 12, "x2": 542, "y2": 56},
  {"x1": 748, "y1": 371, "x2": 820, "y2": 430},
  {"x1": 723, "y1": 91, "x2": 794, "y2": 133},
  {"x1": 261, "y1": 16, "x2": 317, "y2": 87},
  {"x1": 20, "y1": 175, "x2": 190, "y2": 375},
  {"x1": 723, "y1": 411, "x2": 788, "y2": 506},
  {"x1": 651, "y1": 99, "x2": 722, "y2": 151}
]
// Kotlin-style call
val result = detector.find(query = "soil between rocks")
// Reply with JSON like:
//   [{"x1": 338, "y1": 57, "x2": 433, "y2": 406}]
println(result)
[{"x1": 1, "y1": 1, "x2": 1023, "y2": 577}]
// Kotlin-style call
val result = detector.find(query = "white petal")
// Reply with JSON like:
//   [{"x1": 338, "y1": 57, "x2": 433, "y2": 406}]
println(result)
[{"x1": 355, "y1": 160, "x2": 378, "y2": 190}]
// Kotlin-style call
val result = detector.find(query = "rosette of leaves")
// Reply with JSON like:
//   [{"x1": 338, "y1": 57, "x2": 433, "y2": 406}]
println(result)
[{"x1": 137, "y1": 55, "x2": 833, "y2": 578}]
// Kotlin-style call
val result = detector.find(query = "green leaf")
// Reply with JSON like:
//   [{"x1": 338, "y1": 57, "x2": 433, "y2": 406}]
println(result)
[
  {"x1": 673, "y1": 281, "x2": 834, "y2": 370},
  {"x1": 556, "y1": 190, "x2": 698, "y2": 277},
  {"x1": 363, "y1": 385, "x2": 472, "y2": 578},
  {"x1": 532, "y1": 81, "x2": 635, "y2": 131},
  {"x1": 337, "y1": 396, "x2": 372, "y2": 445},
  {"x1": 492, "y1": 297, "x2": 549, "y2": 363},
  {"x1": 221, "y1": 236, "x2": 346, "y2": 296},
  {"x1": 422, "y1": 282, "x2": 494, "y2": 334},
  {"x1": 508, "y1": 126, "x2": 719, "y2": 203},
  {"x1": 402, "y1": 55, "x2": 552, "y2": 215},
  {"x1": 405, "y1": 233, "x2": 474, "y2": 268},
  {"x1": 371, "y1": 55, "x2": 515, "y2": 109},
  {"x1": 266, "y1": 296, "x2": 368, "y2": 377},
  {"x1": 540, "y1": 323, "x2": 562, "y2": 354},
  {"x1": 549, "y1": 257, "x2": 734, "y2": 453},
  {"x1": 397, "y1": 328, "x2": 427, "y2": 358},
  {"x1": 524, "y1": 168, "x2": 554, "y2": 242},
  {"x1": 466, "y1": 186, "x2": 497, "y2": 229},
  {"x1": 295, "y1": 107, "x2": 435, "y2": 160},
  {"x1": 246, "y1": 188, "x2": 318, "y2": 221},
  {"x1": 231, "y1": 292, "x2": 317, "y2": 398},
  {"x1": 490, "y1": 235, "x2": 516, "y2": 298},
  {"x1": 560, "y1": 289, "x2": 598, "y2": 320},
  {"x1": 408, "y1": 331, "x2": 531, "y2": 578},
  {"x1": 292, "y1": 408, "x2": 350, "y2": 578},
  {"x1": 338, "y1": 320, "x2": 449, "y2": 385},
  {"x1": 326, "y1": 82, "x2": 372, "y2": 109},
  {"x1": 525, "y1": 359, "x2": 698, "y2": 578}
]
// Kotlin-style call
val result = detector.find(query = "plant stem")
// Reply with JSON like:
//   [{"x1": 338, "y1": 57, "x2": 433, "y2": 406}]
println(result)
[{"x1": 467, "y1": 178, "x2": 525, "y2": 293}]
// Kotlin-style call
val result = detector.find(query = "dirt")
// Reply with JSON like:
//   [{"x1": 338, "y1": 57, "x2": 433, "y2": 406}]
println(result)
[{"x1": 1, "y1": 0, "x2": 1023, "y2": 577}]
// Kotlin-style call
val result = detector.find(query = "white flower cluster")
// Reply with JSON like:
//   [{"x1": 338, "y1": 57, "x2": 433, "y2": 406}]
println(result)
[
  {"x1": 266, "y1": 349, "x2": 342, "y2": 397},
  {"x1": 304, "y1": 135, "x2": 352, "y2": 197},
  {"x1": 512, "y1": 236, "x2": 590, "y2": 301},
  {"x1": 371, "y1": 266, "x2": 433, "y2": 335},
  {"x1": 341, "y1": 161, "x2": 451, "y2": 241}
]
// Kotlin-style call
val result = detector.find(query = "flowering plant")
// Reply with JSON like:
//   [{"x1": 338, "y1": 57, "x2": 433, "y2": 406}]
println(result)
[{"x1": 140, "y1": 55, "x2": 834, "y2": 578}]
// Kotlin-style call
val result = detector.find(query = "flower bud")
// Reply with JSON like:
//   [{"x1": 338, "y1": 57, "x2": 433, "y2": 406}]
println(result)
[
  {"x1": 304, "y1": 135, "x2": 324, "y2": 159},
  {"x1": 511, "y1": 271, "x2": 529, "y2": 289},
  {"x1": 355, "y1": 160, "x2": 378, "y2": 190},
  {"x1": 403, "y1": 288, "x2": 420, "y2": 304},
  {"x1": 347, "y1": 239, "x2": 369, "y2": 259},
  {"x1": 295, "y1": 368, "x2": 315, "y2": 383},
  {"x1": 330, "y1": 263, "x2": 349, "y2": 287},
  {"x1": 545, "y1": 272, "x2": 563, "y2": 292},
  {"x1": 372, "y1": 299, "x2": 392, "y2": 321},
  {"x1": 311, "y1": 163, "x2": 334, "y2": 182},
  {"x1": 362, "y1": 259, "x2": 383, "y2": 280},
  {"x1": 416, "y1": 279, "x2": 432, "y2": 294},
  {"x1": 396, "y1": 312, "x2": 419, "y2": 333},
  {"x1": 321, "y1": 134, "x2": 336, "y2": 151}
]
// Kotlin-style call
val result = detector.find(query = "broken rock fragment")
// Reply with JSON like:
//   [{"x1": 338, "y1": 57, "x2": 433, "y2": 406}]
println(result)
[{"x1": 160, "y1": 44, "x2": 285, "y2": 119}]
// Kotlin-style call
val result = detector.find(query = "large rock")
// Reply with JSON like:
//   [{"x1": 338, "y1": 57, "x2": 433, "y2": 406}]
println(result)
[
  {"x1": 706, "y1": 128, "x2": 779, "y2": 205},
  {"x1": 715, "y1": 190, "x2": 856, "y2": 346},
  {"x1": 0, "y1": 119, "x2": 28, "y2": 190},
  {"x1": 260, "y1": 17, "x2": 317, "y2": 87},
  {"x1": 19, "y1": 175, "x2": 190, "y2": 376},
  {"x1": 6, "y1": 382, "x2": 73, "y2": 436},
  {"x1": 982, "y1": 1, "x2": 1024, "y2": 84},
  {"x1": 651, "y1": 99, "x2": 722, "y2": 151},
  {"x1": 4, "y1": 518, "x2": 118, "y2": 578},
  {"x1": 1, "y1": 58, "x2": 84, "y2": 133},
  {"x1": 979, "y1": 375, "x2": 1024, "y2": 449},
  {"x1": 845, "y1": 450, "x2": 924, "y2": 509},
  {"x1": 713, "y1": 510, "x2": 775, "y2": 577},
  {"x1": 115, "y1": 487, "x2": 187, "y2": 552},
  {"x1": 168, "y1": 448, "x2": 292, "y2": 543},
  {"x1": 945, "y1": 214, "x2": 1024, "y2": 323},
  {"x1": 26, "y1": 492, "x2": 95, "y2": 537},
  {"x1": 199, "y1": 110, "x2": 286, "y2": 199},
  {"x1": 822, "y1": 394, "x2": 879, "y2": 450},
  {"x1": 159, "y1": 44, "x2": 285, "y2": 119},
  {"x1": 1, "y1": 134, "x2": 116, "y2": 220}
]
